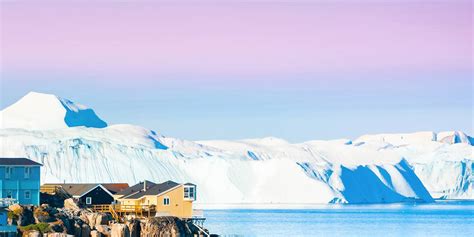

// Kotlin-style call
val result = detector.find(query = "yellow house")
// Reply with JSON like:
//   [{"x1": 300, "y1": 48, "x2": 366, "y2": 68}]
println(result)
[{"x1": 114, "y1": 180, "x2": 197, "y2": 218}]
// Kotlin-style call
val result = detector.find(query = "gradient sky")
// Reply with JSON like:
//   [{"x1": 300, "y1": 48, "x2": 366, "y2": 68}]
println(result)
[{"x1": 1, "y1": 0, "x2": 472, "y2": 142}]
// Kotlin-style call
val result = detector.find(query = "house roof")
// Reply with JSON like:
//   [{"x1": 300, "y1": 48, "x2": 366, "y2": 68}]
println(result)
[
  {"x1": 0, "y1": 158, "x2": 42, "y2": 166},
  {"x1": 102, "y1": 183, "x2": 130, "y2": 194},
  {"x1": 45, "y1": 183, "x2": 128, "y2": 197},
  {"x1": 51, "y1": 184, "x2": 98, "y2": 197},
  {"x1": 115, "y1": 180, "x2": 156, "y2": 197},
  {"x1": 120, "y1": 180, "x2": 181, "y2": 199}
]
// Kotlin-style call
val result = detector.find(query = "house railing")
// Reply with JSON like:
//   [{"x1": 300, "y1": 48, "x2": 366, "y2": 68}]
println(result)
[
  {"x1": 0, "y1": 198, "x2": 17, "y2": 207},
  {"x1": 192, "y1": 209, "x2": 205, "y2": 218},
  {"x1": 92, "y1": 205, "x2": 204, "y2": 220},
  {"x1": 92, "y1": 204, "x2": 157, "y2": 220}
]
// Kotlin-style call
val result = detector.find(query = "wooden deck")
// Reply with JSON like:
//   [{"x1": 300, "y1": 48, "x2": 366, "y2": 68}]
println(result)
[
  {"x1": 92, "y1": 204, "x2": 205, "y2": 223},
  {"x1": 92, "y1": 204, "x2": 157, "y2": 221}
]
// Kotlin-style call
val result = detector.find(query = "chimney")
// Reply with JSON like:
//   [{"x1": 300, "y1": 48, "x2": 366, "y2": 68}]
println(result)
[{"x1": 143, "y1": 180, "x2": 147, "y2": 191}]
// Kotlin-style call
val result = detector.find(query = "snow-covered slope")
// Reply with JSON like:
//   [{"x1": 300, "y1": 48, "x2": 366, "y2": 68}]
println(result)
[
  {"x1": 0, "y1": 92, "x2": 472, "y2": 204},
  {"x1": 0, "y1": 92, "x2": 107, "y2": 130},
  {"x1": 355, "y1": 131, "x2": 473, "y2": 146}
]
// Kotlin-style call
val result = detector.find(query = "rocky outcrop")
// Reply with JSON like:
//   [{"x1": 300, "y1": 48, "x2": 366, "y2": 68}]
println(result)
[
  {"x1": 90, "y1": 230, "x2": 102, "y2": 237},
  {"x1": 95, "y1": 225, "x2": 111, "y2": 236},
  {"x1": 8, "y1": 204, "x2": 35, "y2": 226},
  {"x1": 8, "y1": 204, "x2": 209, "y2": 237},
  {"x1": 63, "y1": 199, "x2": 81, "y2": 212},
  {"x1": 111, "y1": 223, "x2": 130, "y2": 237},
  {"x1": 127, "y1": 219, "x2": 141, "y2": 237},
  {"x1": 140, "y1": 217, "x2": 207, "y2": 237},
  {"x1": 34, "y1": 204, "x2": 53, "y2": 223},
  {"x1": 81, "y1": 212, "x2": 111, "y2": 229},
  {"x1": 25, "y1": 230, "x2": 41, "y2": 237},
  {"x1": 81, "y1": 224, "x2": 91, "y2": 237},
  {"x1": 44, "y1": 233, "x2": 74, "y2": 237}
]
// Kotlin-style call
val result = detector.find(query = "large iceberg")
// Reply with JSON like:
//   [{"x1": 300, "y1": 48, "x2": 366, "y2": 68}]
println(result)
[{"x1": 0, "y1": 92, "x2": 472, "y2": 204}]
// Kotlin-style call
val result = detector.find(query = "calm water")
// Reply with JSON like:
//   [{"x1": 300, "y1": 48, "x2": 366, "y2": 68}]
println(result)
[{"x1": 204, "y1": 201, "x2": 474, "y2": 237}]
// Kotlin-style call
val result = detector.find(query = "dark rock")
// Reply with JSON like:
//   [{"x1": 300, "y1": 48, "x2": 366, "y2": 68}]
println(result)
[
  {"x1": 40, "y1": 192, "x2": 66, "y2": 208},
  {"x1": 18, "y1": 205, "x2": 35, "y2": 226},
  {"x1": 140, "y1": 217, "x2": 207, "y2": 237},
  {"x1": 126, "y1": 219, "x2": 141, "y2": 237}
]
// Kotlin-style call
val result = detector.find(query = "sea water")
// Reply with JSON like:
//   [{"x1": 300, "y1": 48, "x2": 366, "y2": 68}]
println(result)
[{"x1": 203, "y1": 201, "x2": 474, "y2": 237}]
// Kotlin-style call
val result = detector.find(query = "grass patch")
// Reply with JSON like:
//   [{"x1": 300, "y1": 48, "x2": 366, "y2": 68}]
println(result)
[{"x1": 20, "y1": 223, "x2": 51, "y2": 234}]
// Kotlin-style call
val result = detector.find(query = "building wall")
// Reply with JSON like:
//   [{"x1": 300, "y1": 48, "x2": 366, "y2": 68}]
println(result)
[
  {"x1": 79, "y1": 186, "x2": 114, "y2": 206},
  {"x1": 0, "y1": 210, "x2": 7, "y2": 226},
  {"x1": 118, "y1": 198, "x2": 138, "y2": 205},
  {"x1": 0, "y1": 166, "x2": 40, "y2": 205},
  {"x1": 143, "y1": 186, "x2": 194, "y2": 218},
  {"x1": 116, "y1": 185, "x2": 194, "y2": 218}
]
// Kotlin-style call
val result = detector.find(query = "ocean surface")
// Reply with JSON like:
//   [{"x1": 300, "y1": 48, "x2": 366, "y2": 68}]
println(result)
[{"x1": 203, "y1": 201, "x2": 474, "y2": 237}]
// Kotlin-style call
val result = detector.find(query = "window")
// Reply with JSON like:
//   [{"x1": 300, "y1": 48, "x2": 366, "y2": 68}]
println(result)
[
  {"x1": 184, "y1": 186, "x2": 196, "y2": 200},
  {"x1": 6, "y1": 190, "x2": 13, "y2": 199},
  {"x1": 5, "y1": 167, "x2": 12, "y2": 179},
  {"x1": 163, "y1": 197, "x2": 170, "y2": 206},
  {"x1": 24, "y1": 167, "x2": 31, "y2": 179},
  {"x1": 86, "y1": 197, "x2": 92, "y2": 205},
  {"x1": 24, "y1": 190, "x2": 31, "y2": 199}
]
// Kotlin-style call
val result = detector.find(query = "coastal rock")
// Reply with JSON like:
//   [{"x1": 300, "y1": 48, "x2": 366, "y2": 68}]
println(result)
[
  {"x1": 81, "y1": 224, "x2": 91, "y2": 237},
  {"x1": 53, "y1": 212, "x2": 75, "y2": 234},
  {"x1": 24, "y1": 230, "x2": 40, "y2": 237},
  {"x1": 82, "y1": 212, "x2": 111, "y2": 229},
  {"x1": 95, "y1": 225, "x2": 111, "y2": 236},
  {"x1": 140, "y1": 217, "x2": 199, "y2": 237},
  {"x1": 63, "y1": 199, "x2": 80, "y2": 212},
  {"x1": 90, "y1": 230, "x2": 102, "y2": 237},
  {"x1": 34, "y1": 206, "x2": 52, "y2": 223},
  {"x1": 9, "y1": 203, "x2": 208, "y2": 237},
  {"x1": 8, "y1": 203, "x2": 23, "y2": 213},
  {"x1": 49, "y1": 220, "x2": 65, "y2": 233},
  {"x1": 72, "y1": 222, "x2": 91, "y2": 237},
  {"x1": 17, "y1": 205, "x2": 35, "y2": 226},
  {"x1": 126, "y1": 219, "x2": 141, "y2": 237},
  {"x1": 44, "y1": 233, "x2": 74, "y2": 237},
  {"x1": 111, "y1": 223, "x2": 130, "y2": 237}
]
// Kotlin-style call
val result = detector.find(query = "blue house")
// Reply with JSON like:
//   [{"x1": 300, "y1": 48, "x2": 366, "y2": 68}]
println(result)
[
  {"x1": 0, "y1": 158, "x2": 42, "y2": 205},
  {"x1": 0, "y1": 207, "x2": 16, "y2": 236}
]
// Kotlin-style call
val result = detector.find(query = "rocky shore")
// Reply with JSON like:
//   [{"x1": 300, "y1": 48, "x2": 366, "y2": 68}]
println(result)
[{"x1": 7, "y1": 199, "x2": 209, "y2": 237}]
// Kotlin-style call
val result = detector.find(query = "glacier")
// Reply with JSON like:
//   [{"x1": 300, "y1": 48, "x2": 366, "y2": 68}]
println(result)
[{"x1": 0, "y1": 92, "x2": 472, "y2": 205}]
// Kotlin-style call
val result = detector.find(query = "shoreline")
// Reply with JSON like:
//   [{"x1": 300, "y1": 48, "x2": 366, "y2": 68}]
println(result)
[{"x1": 195, "y1": 199, "x2": 474, "y2": 210}]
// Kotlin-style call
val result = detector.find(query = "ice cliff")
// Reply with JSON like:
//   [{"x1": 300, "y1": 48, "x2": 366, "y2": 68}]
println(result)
[{"x1": 1, "y1": 92, "x2": 472, "y2": 204}]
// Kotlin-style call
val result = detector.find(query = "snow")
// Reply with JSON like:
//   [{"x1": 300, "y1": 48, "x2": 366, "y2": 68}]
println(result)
[
  {"x1": 0, "y1": 92, "x2": 472, "y2": 205},
  {"x1": 0, "y1": 92, "x2": 107, "y2": 130}
]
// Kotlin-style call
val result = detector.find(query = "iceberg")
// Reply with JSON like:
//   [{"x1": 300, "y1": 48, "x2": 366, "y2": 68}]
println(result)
[{"x1": 0, "y1": 92, "x2": 472, "y2": 205}]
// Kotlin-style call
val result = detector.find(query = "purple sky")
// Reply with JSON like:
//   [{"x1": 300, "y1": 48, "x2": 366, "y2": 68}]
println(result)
[{"x1": 1, "y1": 0, "x2": 472, "y2": 141}]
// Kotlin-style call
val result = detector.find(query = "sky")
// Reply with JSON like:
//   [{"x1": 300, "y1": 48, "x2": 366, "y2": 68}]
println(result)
[{"x1": 0, "y1": 0, "x2": 472, "y2": 142}]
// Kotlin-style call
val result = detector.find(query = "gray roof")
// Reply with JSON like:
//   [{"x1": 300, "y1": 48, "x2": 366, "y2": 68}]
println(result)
[
  {"x1": 0, "y1": 158, "x2": 42, "y2": 166},
  {"x1": 121, "y1": 181, "x2": 180, "y2": 199},
  {"x1": 116, "y1": 180, "x2": 156, "y2": 197},
  {"x1": 45, "y1": 183, "x2": 126, "y2": 197},
  {"x1": 49, "y1": 184, "x2": 98, "y2": 197}
]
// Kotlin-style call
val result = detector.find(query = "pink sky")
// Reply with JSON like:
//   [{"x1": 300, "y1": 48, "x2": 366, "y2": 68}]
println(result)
[
  {"x1": 1, "y1": 0, "x2": 472, "y2": 141},
  {"x1": 2, "y1": 1, "x2": 471, "y2": 77}
]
